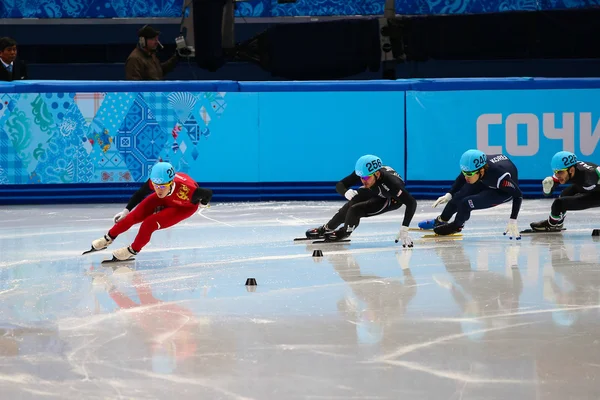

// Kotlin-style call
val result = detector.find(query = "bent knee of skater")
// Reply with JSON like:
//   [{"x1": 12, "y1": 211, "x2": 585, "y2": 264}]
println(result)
[{"x1": 140, "y1": 216, "x2": 161, "y2": 230}]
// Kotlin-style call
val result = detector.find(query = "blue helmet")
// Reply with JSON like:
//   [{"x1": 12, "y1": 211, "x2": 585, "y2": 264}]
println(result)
[
  {"x1": 355, "y1": 154, "x2": 383, "y2": 177},
  {"x1": 551, "y1": 151, "x2": 578, "y2": 172},
  {"x1": 459, "y1": 149, "x2": 487, "y2": 173},
  {"x1": 150, "y1": 162, "x2": 175, "y2": 184}
]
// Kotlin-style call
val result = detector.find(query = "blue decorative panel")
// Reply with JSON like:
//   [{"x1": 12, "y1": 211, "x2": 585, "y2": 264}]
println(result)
[
  {"x1": 2, "y1": 0, "x2": 599, "y2": 18},
  {"x1": 2, "y1": 78, "x2": 600, "y2": 204},
  {"x1": 0, "y1": 0, "x2": 184, "y2": 18}
]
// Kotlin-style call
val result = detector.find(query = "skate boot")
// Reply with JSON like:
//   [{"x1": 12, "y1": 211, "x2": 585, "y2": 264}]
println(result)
[
  {"x1": 324, "y1": 228, "x2": 351, "y2": 242},
  {"x1": 306, "y1": 225, "x2": 332, "y2": 239},
  {"x1": 530, "y1": 217, "x2": 564, "y2": 232},
  {"x1": 418, "y1": 216, "x2": 446, "y2": 230},
  {"x1": 433, "y1": 221, "x2": 463, "y2": 236},
  {"x1": 92, "y1": 234, "x2": 113, "y2": 251},
  {"x1": 112, "y1": 246, "x2": 138, "y2": 261}
]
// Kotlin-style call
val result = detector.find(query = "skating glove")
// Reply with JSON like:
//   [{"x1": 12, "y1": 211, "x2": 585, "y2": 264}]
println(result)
[
  {"x1": 113, "y1": 208, "x2": 129, "y2": 223},
  {"x1": 542, "y1": 176, "x2": 555, "y2": 195},
  {"x1": 191, "y1": 187, "x2": 213, "y2": 205},
  {"x1": 344, "y1": 189, "x2": 358, "y2": 201},
  {"x1": 433, "y1": 193, "x2": 452, "y2": 208},
  {"x1": 503, "y1": 218, "x2": 521, "y2": 240},
  {"x1": 395, "y1": 226, "x2": 414, "y2": 248}
]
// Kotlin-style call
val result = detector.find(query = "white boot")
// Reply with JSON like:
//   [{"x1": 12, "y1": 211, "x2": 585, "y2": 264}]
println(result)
[
  {"x1": 112, "y1": 246, "x2": 137, "y2": 261},
  {"x1": 92, "y1": 234, "x2": 113, "y2": 251}
]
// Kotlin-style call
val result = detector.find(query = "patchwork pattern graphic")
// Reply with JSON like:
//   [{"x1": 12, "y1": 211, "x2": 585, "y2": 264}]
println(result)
[
  {"x1": 0, "y1": 127, "x2": 29, "y2": 184},
  {"x1": 75, "y1": 93, "x2": 106, "y2": 125},
  {"x1": 0, "y1": 91, "x2": 229, "y2": 184}
]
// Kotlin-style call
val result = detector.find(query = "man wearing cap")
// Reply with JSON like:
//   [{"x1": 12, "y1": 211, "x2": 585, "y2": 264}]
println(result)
[
  {"x1": 125, "y1": 25, "x2": 179, "y2": 81},
  {"x1": 0, "y1": 37, "x2": 28, "y2": 82}
]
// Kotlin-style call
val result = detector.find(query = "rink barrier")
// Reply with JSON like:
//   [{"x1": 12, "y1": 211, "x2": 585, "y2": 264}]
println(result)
[
  {"x1": 3, "y1": 77, "x2": 600, "y2": 93},
  {"x1": 0, "y1": 182, "x2": 349, "y2": 205},
  {"x1": 0, "y1": 78, "x2": 598, "y2": 204},
  {"x1": 0, "y1": 180, "x2": 552, "y2": 205}
]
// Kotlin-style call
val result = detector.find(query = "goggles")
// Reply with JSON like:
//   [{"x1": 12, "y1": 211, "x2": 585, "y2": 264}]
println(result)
[
  {"x1": 553, "y1": 168, "x2": 568, "y2": 175},
  {"x1": 360, "y1": 174, "x2": 375, "y2": 181},
  {"x1": 153, "y1": 181, "x2": 173, "y2": 190},
  {"x1": 461, "y1": 170, "x2": 479, "y2": 177}
]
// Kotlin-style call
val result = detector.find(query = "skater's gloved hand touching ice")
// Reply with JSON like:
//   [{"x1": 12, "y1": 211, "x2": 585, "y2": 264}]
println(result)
[
  {"x1": 395, "y1": 226, "x2": 414, "y2": 248},
  {"x1": 503, "y1": 218, "x2": 521, "y2": 240},
  {"x1": 433, "y1": 193, "x2": 452, "y2": 208}
]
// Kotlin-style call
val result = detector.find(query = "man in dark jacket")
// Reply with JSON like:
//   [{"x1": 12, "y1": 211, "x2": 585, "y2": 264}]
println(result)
[
  {"x1": 0, "y1": 37, "x2": 28, "y2": 82},
  {"x1": 125, "y1": 25, "x2": 179, "y2": 81}
]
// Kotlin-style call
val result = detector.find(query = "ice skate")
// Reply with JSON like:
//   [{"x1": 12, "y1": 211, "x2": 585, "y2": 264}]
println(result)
[
  {"x1": 102, "y1": 246, "x2": 137, "y2": 264},
  {"x1": 530, "y1": 218, "x2": 564, "y2": 232},
  {"x1": 433, "y1": 221, "x2": 463, "y2": 236},
  {"x1": 305, "y1": 225, "x2": 332, "y2": 239},
  {"x1": 324, "y1": 228, "x2": 351, "y2": 242},
  {"x1": 82, "y1": 234, "x2": 113, "y2": 255},
  {"x1": 418, "y1": 216, "x2": 445, "y2": 230}
]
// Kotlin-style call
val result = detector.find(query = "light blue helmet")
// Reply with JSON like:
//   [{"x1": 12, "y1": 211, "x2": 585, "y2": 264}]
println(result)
[
  {"x1": 551, "y1": 151, "x2": 578, "y2": 172},
  {"x1": 460, "y1": 149, "x2": 487, "y2": 173},
  {"x1": 355, "y1": 154, "x2": 383, "y2": 177},
  {"x1": 150, "y1": 162, "x2": 175, "y2": 184}
]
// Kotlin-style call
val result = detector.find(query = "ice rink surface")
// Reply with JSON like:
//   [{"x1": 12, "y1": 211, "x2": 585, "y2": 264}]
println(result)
[{"x1": 1, "y1": 199, "x2": 600, "y2": 399}]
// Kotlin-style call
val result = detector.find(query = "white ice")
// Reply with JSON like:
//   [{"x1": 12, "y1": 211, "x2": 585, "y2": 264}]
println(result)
[{"x1": 0, "y1": 199, "x2": 599, "y2": 399}]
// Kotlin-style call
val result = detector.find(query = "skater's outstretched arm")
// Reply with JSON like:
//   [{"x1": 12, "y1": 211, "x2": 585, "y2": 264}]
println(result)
[
  {"x1": 396, "y1": 190, "x2": 417, "y2": 228},
  {"x1": 112, "y1": 180, "x2": 153, "y2": 223},
  {"x1": 392, "y1": 186, "x2": 417, "y2": 248},
  {"x1": 497, "y1": 176, "x2": 523, "y2": 220}
]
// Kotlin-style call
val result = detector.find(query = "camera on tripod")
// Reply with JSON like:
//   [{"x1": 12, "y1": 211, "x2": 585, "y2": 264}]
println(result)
[{"x1": 175, "y1": 35, "x2": 195, "y2": 57}]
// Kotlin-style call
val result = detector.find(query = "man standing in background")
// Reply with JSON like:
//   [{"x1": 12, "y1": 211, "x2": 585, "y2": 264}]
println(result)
[
  {"x1": 0, "y1": 37, "x2": 28, "y2": 81},
  {"x1": 125, "y1": 25, "x2": 179, "y2": 80}
]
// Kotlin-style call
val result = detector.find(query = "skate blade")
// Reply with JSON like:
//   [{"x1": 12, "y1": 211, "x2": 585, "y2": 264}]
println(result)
[
  {"x1": 408, "y1": 227, "x2": 429, "y2": 232},
  {"x1": 102, "y1": 257, "x2": 135, "y2": 264},
  {"x1": 82, "y1": 247, "x2": 104, "y2": 255},
  {"x1": 294, "y1": 237, "x2": 321, "y2": 242},
  {"x1": 422, "y1": 233, "x2": 463, "y2": 239},
  {"x1": 520, "y1": 228, "x2": 566, "y2": 234},
  {"x1": 312, "y1": 239, "x2": 351, "y2": 244}
]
